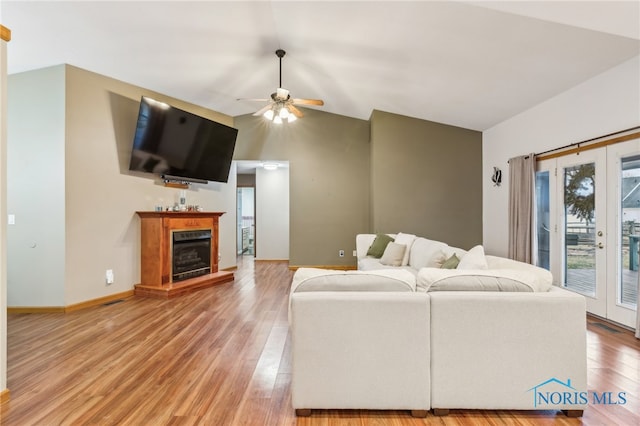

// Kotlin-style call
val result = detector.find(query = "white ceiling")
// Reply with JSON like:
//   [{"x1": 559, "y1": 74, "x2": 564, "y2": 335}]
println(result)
[{"x1": 3, "y1": 1, "x2": 639, "y2": 131}]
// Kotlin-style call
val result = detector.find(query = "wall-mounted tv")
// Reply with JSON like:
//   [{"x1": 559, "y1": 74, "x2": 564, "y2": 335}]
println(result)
[{"x1": 128, "y1": 96, "x2": 238, "y2": 183}]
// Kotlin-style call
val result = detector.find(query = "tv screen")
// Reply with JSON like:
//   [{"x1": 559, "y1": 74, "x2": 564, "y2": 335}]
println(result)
[{"x1": 128, "y1": 96, "x2": 238, "y2": 183}]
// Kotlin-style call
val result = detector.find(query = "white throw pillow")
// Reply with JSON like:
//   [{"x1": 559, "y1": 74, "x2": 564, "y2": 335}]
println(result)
[
  {"x1": 457, "y1": 245, "x2": 488, "y2": 270},
  {"x1": 380, "y1": 242, "x2": 406, "y2": 267},
  {"x1": 394, "y1": 232, "x2": 417, "y2": 266}
]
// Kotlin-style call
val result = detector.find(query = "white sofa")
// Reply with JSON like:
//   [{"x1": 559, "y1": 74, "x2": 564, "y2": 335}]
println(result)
[{"x1": 289, "y1": 234, "x2": 587, "y2": 418}]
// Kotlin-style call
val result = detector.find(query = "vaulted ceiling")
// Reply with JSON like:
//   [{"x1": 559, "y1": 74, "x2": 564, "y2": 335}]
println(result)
[{"x1": 3, "y1": 1, "x2": 639, "y2": 131}]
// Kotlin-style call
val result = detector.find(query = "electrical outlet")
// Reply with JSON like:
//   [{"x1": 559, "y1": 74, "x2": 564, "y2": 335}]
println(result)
[
  {"x1": 105, "y1": 269, "x2": 114, "y2": 285},
  {"x1": 339, "y1": 250, "x2": 345, "y2": 257},
  {"x1": 353, "y1": 250, "x2": 357, "y2": 257}
]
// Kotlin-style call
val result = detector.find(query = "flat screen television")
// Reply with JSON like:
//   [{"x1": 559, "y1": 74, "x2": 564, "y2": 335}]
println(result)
[{"x1": 128, "y1": 96, "x2": 238, "y2": 183}]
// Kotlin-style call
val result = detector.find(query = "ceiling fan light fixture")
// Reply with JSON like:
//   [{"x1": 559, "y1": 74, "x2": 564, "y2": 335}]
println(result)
[
  {"x1": 263, "y1": 109, "x2": 275, "y2": 120},
  {"x1": 263, "y1": 162, "x2": 279, "y2": 171},
  {"x1": 242, "y1": 49, "x2": 323, "y2": 123}
]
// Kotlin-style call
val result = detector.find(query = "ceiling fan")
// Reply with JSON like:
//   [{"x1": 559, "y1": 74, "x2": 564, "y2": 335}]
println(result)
[{"x1": 240, "y1": 49, "x2": 324, "y2": 123}]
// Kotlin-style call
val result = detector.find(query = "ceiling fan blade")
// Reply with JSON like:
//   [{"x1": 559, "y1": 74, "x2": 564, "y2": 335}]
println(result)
[
  {"x1": 292, "y1": 98, "x2": 324, "y2": 106},
  {"x1": 288, "y1": 104, "x2": 304, "y2": 118},
  {"x1": 253, "y1": 103, "x2": 274, "y2": 117},
  {"x1": 238, "y1": 98, "x2": 270, "y2": 102}
]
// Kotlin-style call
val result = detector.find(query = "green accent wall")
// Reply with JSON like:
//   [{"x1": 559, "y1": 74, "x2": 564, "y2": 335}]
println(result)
[
  {"x1": 370, "y1": 110, "x2": 483, "y2": 249},
  {"x1": 234, "y1": 107, "x2": 483, "y2": 268},
  {"x1": 234, "y1": 109, "x2": 371, "y2": 267}
]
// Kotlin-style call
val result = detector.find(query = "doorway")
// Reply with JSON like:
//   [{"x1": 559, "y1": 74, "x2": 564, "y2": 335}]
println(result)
[
  {"x1": 237, "y1": 186, "x2": 255, "y2": 256},
  {"x1": 234, "y1": 160, "x2": 290, "y2": 261},
  {"x1": 536, "y1": 136, "x2": 639, "y2": 328}
]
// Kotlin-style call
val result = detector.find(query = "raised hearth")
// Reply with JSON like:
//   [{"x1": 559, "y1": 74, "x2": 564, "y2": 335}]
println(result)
[{"x1": 134, "y1": 211, "x2": 234, "y2": 298}]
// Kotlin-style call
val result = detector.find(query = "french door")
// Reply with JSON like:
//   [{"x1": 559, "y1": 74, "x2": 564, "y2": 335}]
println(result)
[{"x1": 536, "y1": 138, "x2": 639, "y2": 328}]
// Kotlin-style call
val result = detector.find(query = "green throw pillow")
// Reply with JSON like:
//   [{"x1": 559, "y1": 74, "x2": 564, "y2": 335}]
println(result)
[
  {"x1": 366, "y1": 234, "x2": 395, "y2": 258},
  {"x1": 441, "y1": 254, "x2": 460, "y2": 269}
]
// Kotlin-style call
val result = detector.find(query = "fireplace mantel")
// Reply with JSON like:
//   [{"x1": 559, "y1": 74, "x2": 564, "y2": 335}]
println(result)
[{"x1": 134, "y1": 211, "x2": 234, "y2": 298}]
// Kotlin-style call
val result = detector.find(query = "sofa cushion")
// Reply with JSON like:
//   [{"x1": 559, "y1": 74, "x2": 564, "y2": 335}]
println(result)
[
  {"x1": 485, "y1": 255, "x2": 554, "y2": 289},
  {"x1": 457, "y1": 245, "x2": 488, "y2": 270},
  {"x1": 409, "y1": 238, "x2": 449, "y2": 270},
  {"x1": 291, "y1": 268, "x2": 416, "y2": 292},
  {"x1": 358, "y1": 257, "x2": 416, "y2": 274},
  {"x1": 366, "y1": 234, "x2": 395, "y2": 258},
  {"x1": 416, "y1": 268, "x2": 552, "y2": 292},
  {"x1": 380, "y1": 242, "x2": 406, "y2": 267},
  {"x1": 394, "y1": 232, "x2": 417, "y2": 265}
]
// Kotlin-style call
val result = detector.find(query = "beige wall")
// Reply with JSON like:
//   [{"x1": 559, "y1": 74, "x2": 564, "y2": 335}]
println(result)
[
  {"x1": 234, "y1": 109, "x2": 371, "y2": 267},
  {"x1": 7, "y1": 64, "x2": 484, "y2": 307},
  {"x1": 370, "y1": 110, "x2": 483, "y2": 249},
  {"x1": 8, "y1": 65, "x2": 237, "y2": 306}
]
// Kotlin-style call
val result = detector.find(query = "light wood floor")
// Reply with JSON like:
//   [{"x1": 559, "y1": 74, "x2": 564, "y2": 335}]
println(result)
[{"x1": 1, "y1": 257, "x2": 639, "y2": 425}]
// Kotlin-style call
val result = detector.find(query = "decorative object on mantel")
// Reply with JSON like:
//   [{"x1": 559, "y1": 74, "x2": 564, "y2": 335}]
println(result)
[
  {"x1": 133, "y1": 211, "x2": 234, "y2": 298},
  {"x1": 238, "y1": 49, "x2": 324, "y2": 124}
]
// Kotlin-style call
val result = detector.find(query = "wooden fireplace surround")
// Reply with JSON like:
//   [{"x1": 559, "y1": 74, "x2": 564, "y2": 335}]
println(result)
[{"x1": 134, "y1": 211, "x2": 234, "y2": 298}]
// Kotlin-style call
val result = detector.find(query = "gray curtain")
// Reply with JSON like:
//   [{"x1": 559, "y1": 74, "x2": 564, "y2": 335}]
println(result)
[{"x1": 508, "y1": 154, "x2": 535, "y2": 263}]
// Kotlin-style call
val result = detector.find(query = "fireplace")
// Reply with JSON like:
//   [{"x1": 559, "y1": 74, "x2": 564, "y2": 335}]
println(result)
[
  {"x1": 134, "y1": 211, "x2": 233, "y2": 298},
  {"x1": 172, "y1": 229, "x2": 212, "y2": 282}
]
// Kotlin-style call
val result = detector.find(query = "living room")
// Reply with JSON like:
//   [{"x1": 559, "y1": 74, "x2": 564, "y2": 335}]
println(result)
[{"x1": 1, "y1": 1, "x2": 639, "y2": 424}]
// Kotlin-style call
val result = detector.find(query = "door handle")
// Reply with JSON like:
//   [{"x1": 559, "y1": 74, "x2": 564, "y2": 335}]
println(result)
[{"x1": 598, "y1": 242, "x2": 604, "y2": 249}]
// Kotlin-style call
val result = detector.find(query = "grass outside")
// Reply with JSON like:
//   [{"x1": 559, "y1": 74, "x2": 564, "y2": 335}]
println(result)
[{"x1": 566, "y1": 245, "x2": 630, "y2": 269}]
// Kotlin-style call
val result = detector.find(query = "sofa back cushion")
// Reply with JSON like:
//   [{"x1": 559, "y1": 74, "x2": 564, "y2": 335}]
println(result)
[
  {"x1": 409, "y1": 237, "x2": 449, "y2": 270},
  {"x1": 292, "y1": 268, "x2": 416, "y2": 293},
  {"x1": 442, "y1": 245, "x2": 467, "y2": 260}
]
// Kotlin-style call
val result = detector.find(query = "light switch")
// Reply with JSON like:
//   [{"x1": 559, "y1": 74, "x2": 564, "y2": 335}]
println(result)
[{"x1": 8, "y1": 214, "x2": 15, "y2": 225}]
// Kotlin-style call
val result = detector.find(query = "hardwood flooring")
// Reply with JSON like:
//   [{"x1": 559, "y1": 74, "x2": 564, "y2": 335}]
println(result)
[{"x1": 1, "y1": 257, "x2": 639, "y2": 425}]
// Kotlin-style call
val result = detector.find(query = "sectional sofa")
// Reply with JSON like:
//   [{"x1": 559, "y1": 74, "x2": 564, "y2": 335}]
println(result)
[{"x1": 289, "y1": 233, "x2": 587, "y2": 417}]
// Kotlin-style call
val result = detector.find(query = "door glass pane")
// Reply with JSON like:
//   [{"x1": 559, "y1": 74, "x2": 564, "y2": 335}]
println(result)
[
  {"x1": 564, "y1": 163, "x2": 596, "y2": 296},
  {"x1": 621, "y1": 156, "x2": 639, "y2": 308},
  {"x1": 535, "y1": 171, "x2": 550, "y2": 270}
]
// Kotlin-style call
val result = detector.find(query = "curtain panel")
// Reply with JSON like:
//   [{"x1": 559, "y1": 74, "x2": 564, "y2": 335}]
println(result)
[{"x1": 508, "y1": 154, "x2": 535, "y2": 263}]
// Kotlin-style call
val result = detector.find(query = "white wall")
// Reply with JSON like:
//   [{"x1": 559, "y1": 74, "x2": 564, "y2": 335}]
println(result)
[
  {"x1": 7, "y1": 66, "x2": 66, "y2": 306},
  {"x1": 255, "y1": 165, "x2": 289, "y2": 260},
  {"x1": 483, "y1": 55, "x2": 640, "y2": 257},
  {"x1": 218, "y1": 163, "x2": 237, "y2": 267}
]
